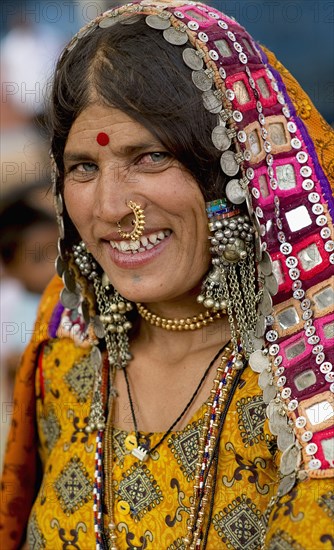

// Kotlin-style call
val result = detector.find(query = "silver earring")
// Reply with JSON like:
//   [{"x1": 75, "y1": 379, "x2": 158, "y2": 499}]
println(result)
[{"x1": 197, "y1": 198, "x2": 259, "y2": 359}]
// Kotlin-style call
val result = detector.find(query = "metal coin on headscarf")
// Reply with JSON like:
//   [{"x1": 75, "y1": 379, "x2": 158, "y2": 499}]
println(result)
[
  {"x1": 60, "y1": 288, "x2": 81, "y2": 309},
  {"x1": 146, "y1": 14, "x2": 171, "y2": 30},
  {"x1": 259, "y1": 251, "x2": 273, "y2": 276},
  {"x1": 191, "y1": 70, "x2": 213, "y2": 92},
  {"x1": 90, "y1": 345, "x2": 102, "y2": 367},
  {"x1": 163, "y1": 27, "x2": 188, "y2": 45},
  {"x1": 62, "y1": 269, "x2": 77, "y2": 293},
  {"x1": 248, "y1": 349, "x2": 270, "y2": 373},
  {"x1": 182, "y1": 48, "x2": 204, "y2": 70},
  {"x1": 220, "y1": 150, "x2": 239, "y2": 176},
  {"x1": 255, "y1": 313, "x2": 266, "y2": 338},
  {"x1": 277, "y1": 474, "x2": 296, "y2": 497},
  {"x1": 258, "y1": 286, "x2": 273, "y2": 316},
  {"x1": 202, "y1": 90, "x2": 222, "y2": 114},
  {"x1": 263, "y1": 383, "x2": 277, "y2": 404},
  {"x1": 268, "y1": 412, "x2": 289, "y2": 435},
  {"x1": 55, "y1": 255, "x2": 66, "y2": 277},
  {"x1": 265, "y1": 273, "x2": 279, "y2": 296},
  {"x1": 92, "y1": 315, "x2": 105, "y2": 338},
  {"x1": 99, "y1": 16, "x2": 121, "y2": 28},
  {"x1": 280, "y1": 444, "x2": 300, "y2": 475},
  {"x1": 258, "y1": 368, "x2": 271, "y2": 390},
  {"x1": 277, "y1": 427, "x2": 295, "y2": 451},
  {"x1": 225, "y1": 179, "x2": 246, "y2": 204},
  {"x1": 211, "y1": 126, "x2": 231, "y2": 151},
  {"x1": 120, "y1": 14, "x2": 143, "y2": 25}
]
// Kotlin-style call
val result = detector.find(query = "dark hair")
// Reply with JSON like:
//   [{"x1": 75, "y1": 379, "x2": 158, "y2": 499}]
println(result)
[{"x1": 50, "y1": 17, "x2": 226, "y2": 204}]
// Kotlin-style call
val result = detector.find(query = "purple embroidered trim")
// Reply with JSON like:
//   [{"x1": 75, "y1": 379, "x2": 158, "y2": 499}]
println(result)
[
  {"x1": 258, "y1": 46, "x2": 334, "y2": 220},
  {"x1": 49, "y1": 302, "x2": 64, "y2": 338}
]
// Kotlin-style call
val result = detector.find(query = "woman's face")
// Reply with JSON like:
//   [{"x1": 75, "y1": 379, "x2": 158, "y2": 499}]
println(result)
[{"x1": 63, "y1": 104, "x2": 211, "y2": 304}]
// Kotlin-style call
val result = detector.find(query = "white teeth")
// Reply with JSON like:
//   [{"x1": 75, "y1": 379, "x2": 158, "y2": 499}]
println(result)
[
  {"x1": 149, "y1": 234, "x2": 157, "y2": 244},
  {"x1": 110, "y1": 229, "x2": 171, "y2": 255},
  {"x1": 129, "y1": 240, "x2": 140, "y2": 250}
]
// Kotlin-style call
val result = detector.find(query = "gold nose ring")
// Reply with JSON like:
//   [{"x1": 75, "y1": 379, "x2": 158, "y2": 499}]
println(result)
[{"x1": 117, "y1": 201, "x2": 145, "y2": 241}]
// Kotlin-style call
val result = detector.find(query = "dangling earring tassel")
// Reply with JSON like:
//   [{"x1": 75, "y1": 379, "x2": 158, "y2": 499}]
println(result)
[{"x1": 198, "y1": 200, "x2": 260, "y2": 360}]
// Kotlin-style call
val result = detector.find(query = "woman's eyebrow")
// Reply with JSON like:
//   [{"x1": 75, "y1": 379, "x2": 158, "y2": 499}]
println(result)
[{"x1": 63, "y1": 152, "x2": 95, "y2": 163}]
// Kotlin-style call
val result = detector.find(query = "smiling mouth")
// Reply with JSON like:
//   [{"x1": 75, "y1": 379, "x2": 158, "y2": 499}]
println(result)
[{"x1": 109, "y1": 229, "x2": 171, "y2": 254}]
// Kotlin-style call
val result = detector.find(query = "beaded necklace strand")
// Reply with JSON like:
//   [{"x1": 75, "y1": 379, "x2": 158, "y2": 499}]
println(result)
[
  {"x1": 93, "y1": 343, "x2": 242, "y2": 549},
  {"x1": 122, "y1": 342, "x2": 231, "y2": 461}
]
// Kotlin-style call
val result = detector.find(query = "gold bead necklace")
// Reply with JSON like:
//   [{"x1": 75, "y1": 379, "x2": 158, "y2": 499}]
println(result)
[{"x1": 136, "y1": 303, "x2": 223, "y2": 331}]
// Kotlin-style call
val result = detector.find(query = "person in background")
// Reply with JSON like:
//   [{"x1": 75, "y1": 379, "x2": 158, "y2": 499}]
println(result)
[{"x1": 0, "y1": 194, "x2": 57, "y2": 471}]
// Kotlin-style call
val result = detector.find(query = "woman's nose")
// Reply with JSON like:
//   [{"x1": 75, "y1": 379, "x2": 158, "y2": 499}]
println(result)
[{"x1": 93, "y1": 163, "x2": 134, "y2": 224}]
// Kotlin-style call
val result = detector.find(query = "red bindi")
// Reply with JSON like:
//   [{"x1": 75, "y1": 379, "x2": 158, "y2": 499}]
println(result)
[{"x1": 96, "y1": 132, "x2": 109, "y2": 146}]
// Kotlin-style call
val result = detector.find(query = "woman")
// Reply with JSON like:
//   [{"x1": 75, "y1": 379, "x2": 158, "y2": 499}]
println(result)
[{"x1": 1, "y1": 1, "x2": 333, "y2": 548}]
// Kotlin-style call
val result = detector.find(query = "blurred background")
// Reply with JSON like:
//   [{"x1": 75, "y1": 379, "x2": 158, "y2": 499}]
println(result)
[{"x1": 0, "y1": 0, "x2": 333, "y2": 468}]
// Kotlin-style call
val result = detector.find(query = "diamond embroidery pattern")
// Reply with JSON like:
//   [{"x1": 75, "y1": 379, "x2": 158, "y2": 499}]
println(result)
[
  {"x1": 213, "y1": 495, "x2": 262, "y2": 549},
  {"x1": 64, "y1": 355, "x2": 95, "y2": 403},
  {"x1": 118, "y1": 463, "x2": 163, "y2": 520},
  {"x1": 54, "y1": 456, "x2": 93, "y2": 514},
  {"x1": 237, "y1": 396, "x2": 267, "y2": 447},
  {"x1": 168, "y1": 420, "x2": 202, "y2": 480},
  {"x1": 27, "y1": 512, "x2": 46, "y2": 549},
  {"x1": 39, "y1": 407, "x2": 61, "y2": 452}
]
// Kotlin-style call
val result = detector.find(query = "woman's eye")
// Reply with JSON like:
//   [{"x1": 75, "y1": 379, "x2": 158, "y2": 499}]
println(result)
[
  {"x1": 74, "y1": 162, "x2": 97, "y2": 172},
  {"x1": 138, "y1": 152, "x2": 170, "y2": 165}
]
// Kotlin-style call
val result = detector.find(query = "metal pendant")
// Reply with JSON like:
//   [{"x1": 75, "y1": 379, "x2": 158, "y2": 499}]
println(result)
[
  {"x1": 132, "y1": 445, "x2": 149, "y2": 461},
  {"x1": 62, "y1": 269, "x2": 77, "y2": 293},
  {"x1": 255, "y1": 313, "x2": 266, "y2": 338},
  {"x1": 258, "y1": 368, "x2": 272, "y2": 390},
  {"x1": 277, "y1": 473, "x2": 296, "y2": 497},
  {"x1": 163, "y1": 27, "x2": 188, "y2": 45},
  {"x1": 99, "y1": 16, "x2": 120, "y2": 28},
  {"x1": 90, "y1": 345, "x2": 102, "y2": 367},
  {"x1": 263, "y1": 383, "x2": 277, "y2": 404},
  {"x1": 225, "y1": 179, "x2": 246, "y2": 204},
  {"x1": 182, "y1": 48, "x2": 203, "y2": 70},
  {"x1": 120, "y1": 14, "x2": 143, "y2": 25},
  {"x1": 277, "y1": 427, "x2": 295, "y2": 451},
  {"x1": 220, "y1": 150, "x2": 239, "y2": 176},
  {"x1": 60, "y1": 287, "x2": 81, "y2": 309},
  {"x1": 280, "y1": 444, "x2": 300, "y2": 475},
  {"x1": 92, "y1": 315, "x2": 105, "y2": 339},
  {"x1": 211, "y1": 125, "x2": 231, "y2": 151},
  {"x1": 258, "y1": 287, "x2": 273, "y2": 316},
  {"x1": 146, "y1": 14, "x2": 171, "y2": 30},
  {"x1": 192, "y1": 69, "x2": 213, "y2": 91},
  {"x1": 249, "y1": 349, "x2": 269, "y2": 373},
  {"x1": 202, "y1": 90, "x2": 222, "y2": 114},
  {"x1": 265, "y1": 273, "x2": 279, "y2": 296},
  {"x1": 259, "y1": 251, "x2": 273, "y2": 276},
  {"x1": 55, "y1": 255, "x2": 66, "y2": 277}
]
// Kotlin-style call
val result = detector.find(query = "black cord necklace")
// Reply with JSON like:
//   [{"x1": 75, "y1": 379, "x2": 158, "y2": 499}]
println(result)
[{"x1": 122, "y1": 341, "x2": 231, "y2": 461}]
